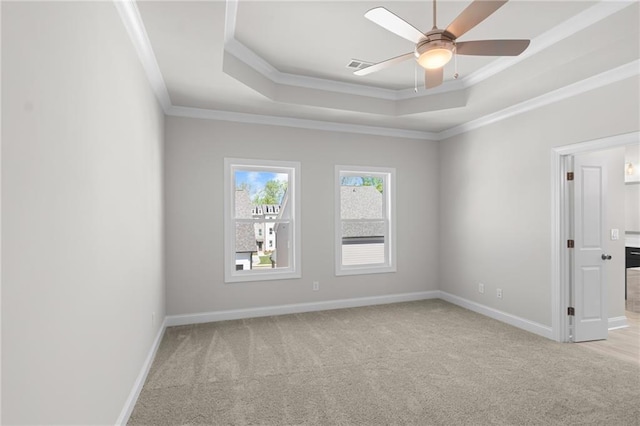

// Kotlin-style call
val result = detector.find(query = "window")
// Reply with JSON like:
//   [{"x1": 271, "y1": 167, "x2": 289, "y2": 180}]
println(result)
[
  {"x1": 224, "y1": 158, "x2": 301, "y2": 282},
  {"x1": 335, "y1": 165, "x2": 396, "y2": 275}
]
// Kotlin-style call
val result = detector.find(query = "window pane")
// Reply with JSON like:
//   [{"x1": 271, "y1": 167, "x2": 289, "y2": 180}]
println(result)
[
  {"x1": 342, "y1": 237, "x2": 385, "y2": 266},
  {"x1": 341, "y1": 221, "x2": 385, "y2": 239},
  {"x1": 270, "y1": 222, "x2": 291, "y2": 269},
  {"x1": 335, "y1": 166, "x2": 395, "y2": 275},
  {"x1": 235, "y1": 170, "x2": 289, "y2": 219},
  {"x1": 234, "y1": 222, "x2": 255, "y2": 271},
  {"x1": 234, "y1": 187, "x2": 254, "y2": 219},
  {"x1": 234, "y1": 221, "x2": 291, "y2": 271},
  {"x1": 226, "y1": 158, "x2": 300, "y2": 283},
  {"x1": 340, "y1": 176, "x2": 384, "y2": 219},
  {"x1": 341, "y1": 221, "x2": 385, "y2": 265}
]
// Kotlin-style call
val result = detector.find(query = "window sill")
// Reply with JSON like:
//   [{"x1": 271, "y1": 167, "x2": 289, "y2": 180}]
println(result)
[
  {"x1": 225, "y1": 269, "x2": 301, "y2": 283},
  {"x1": 335, "y1": 265, "x2": 396, "y2": 277}
]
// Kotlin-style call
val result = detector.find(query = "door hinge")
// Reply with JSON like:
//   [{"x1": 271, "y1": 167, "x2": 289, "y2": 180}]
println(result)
[
  {"x1": 567, "y1": 239, "x2": 574, "y2": 248},
  {"x1": 568, "y1": 307, "x2": 575, "y2": 316},
  {"x1": 567, "y1": 172, "x2": 574, "y2": 181}
]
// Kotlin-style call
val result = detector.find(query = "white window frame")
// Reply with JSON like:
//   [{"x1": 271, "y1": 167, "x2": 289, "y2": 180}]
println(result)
[
  {"x1": 335, "y1": 165, "x2": 396, "y2": 276},
  {"x1": 224, "y1": 158, "x2": 301, "y2": 283}
]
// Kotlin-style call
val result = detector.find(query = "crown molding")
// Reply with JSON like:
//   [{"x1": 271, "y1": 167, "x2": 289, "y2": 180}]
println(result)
[
  {"x1": 167, "y1": 105, "x2": 438, "y2": 140},
  {"x1": 113, "y1": 0, "x2": 171, "y2": 112},
  {"x1": 168, "y1": 60, "x2": 639, "y2": 141},
  {"x1": 117, "y1": 0, "x2": 638, "y2": 141},
  {"x1": 223, "y1": 0, "x2": 462, "y2": 101},
  {"x1": 464, "y1": 0, "x2": 635, "y2": 87},
  {"x1": 224, "y1": 0, "x2": 636, "y2": 102},
  {"x1": 438, "y1": 59, "x2": 640, "y2": 140}
]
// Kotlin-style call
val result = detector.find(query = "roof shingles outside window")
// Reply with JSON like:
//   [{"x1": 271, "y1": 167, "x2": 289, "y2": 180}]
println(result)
[
  {"x1": 235, "y1": 189, "x2": 257, "y2": 253},
  {"x1": 341, "y1": 186, "x2": 385, "y2": 238}
]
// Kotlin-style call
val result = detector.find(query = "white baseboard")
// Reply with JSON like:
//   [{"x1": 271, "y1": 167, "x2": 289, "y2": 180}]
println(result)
[
  {"x1": 608, "y1": 316, "x2": 629, "y2": 330},
  {"x1": 115, "y1": 318, "x2": 167, "y2": 426},
  {"x1": 438, "y1": 291, "x2": 554, "y2": 340},
  {"x1": 165, "y1": 291, "x2": 440, "y2": 327}
]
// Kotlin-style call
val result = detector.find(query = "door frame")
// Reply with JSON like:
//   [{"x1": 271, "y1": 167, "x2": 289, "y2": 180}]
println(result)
[{"x1": 551, "y1": 131, "x2": 639, "y2": 342}]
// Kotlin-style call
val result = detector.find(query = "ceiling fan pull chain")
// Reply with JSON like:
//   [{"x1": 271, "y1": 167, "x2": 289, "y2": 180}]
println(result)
[
  {"x1": 453, "y1": 45, "x2": 459, "y2": 79},
  {"x1": 414, "y1": 63, "x2": 418, "y2": 92}
]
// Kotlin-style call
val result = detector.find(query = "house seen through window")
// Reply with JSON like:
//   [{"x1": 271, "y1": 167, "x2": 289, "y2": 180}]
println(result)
[
  {"x1": 335, "y1": 165, "x2": 396, "y2": 275},
  {"x1": 224, "y1": 158, "x2": 301, "y2": 283}
]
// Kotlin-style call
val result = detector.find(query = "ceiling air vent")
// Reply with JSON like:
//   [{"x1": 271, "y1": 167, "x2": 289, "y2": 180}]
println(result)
[{"x1": 346, "y1": 59, "x2": 373, "y2": 71}]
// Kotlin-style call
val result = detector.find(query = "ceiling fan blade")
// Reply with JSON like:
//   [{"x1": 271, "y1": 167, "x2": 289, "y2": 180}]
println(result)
[
  {"x1": 354, "y1": 52, "x2": 414, "y2": 76},
  {"x1": 456, "y1": 39, "x2": 530, "y2": 56},
  {"x1": 425, "y1": 67, "x2": 444, "y2": 89},
  {"x1": 365, "y1": 7, "x2": 425, "y2": 44},
  {"x1": 445, "y1": 1, "x2": 508, "y2": 39}
]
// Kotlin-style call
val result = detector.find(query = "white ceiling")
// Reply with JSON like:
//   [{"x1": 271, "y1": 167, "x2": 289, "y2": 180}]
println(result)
[
  {"x1": 234, "y1": 1, "x2": 595, "y2": 89},
  {"x1": 132, "y1": 0, "x2": 639, "y2": 136}
]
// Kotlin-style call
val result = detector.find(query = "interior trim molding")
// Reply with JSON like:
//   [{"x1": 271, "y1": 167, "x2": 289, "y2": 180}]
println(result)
[
  {"x1": 115, "y1": 318, "x2": 167, "y2": 426},
  {"x1": 223, "y1": 0, "x2": 422, "y2": 101},
  {"x1": 224, "y1": 0, "x2": 635, "y2": 101},
  {"x1": 463, "y1": 0, "x2": 635, "y2": 88},
  {"x1": 551, "y1": 131, "x2": 640, "y2": 343},
  {"x1": 165, "y1": 291, "x2": 440, "y2": 327},
  {"x1": 438, "y1": 291, "x2": 554, "y2": 340},
  {"x1": 439, "y1": 59, "x2": 640, "y2": 140},
  {"x1": 224, "y1": 37, "x2": 402, "y2": 101},
  {"x1": 608, "y1": 316, "x2": 629, "y2": 330},
  {"x1": 113, "y1": 0, "x2": 172, "y2": 113},
  {"x1": 167, "y1": 105, "x2": 438, "y2": 140},
  {"x1": 118, "y1": 0, "x2": 639, "y2": 141},
  {"x1": 553, "y1": 130, "x2": 640, "y2": 156},
  {"x1": 165, "y1": 291, "x2": 554, "y2": 340},
  {"x1": 169, "y1": 61, "x2": 639, "y2": 142}
]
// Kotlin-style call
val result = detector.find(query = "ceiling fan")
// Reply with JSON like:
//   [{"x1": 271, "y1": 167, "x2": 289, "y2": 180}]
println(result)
[{"x1": 354, "y1": 0, "x2": 530, "y2": 89}]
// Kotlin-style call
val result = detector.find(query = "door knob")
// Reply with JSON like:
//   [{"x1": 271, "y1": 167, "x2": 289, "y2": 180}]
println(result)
[{"x1": 601, "y1": 254, "x2": 612, "y2": 260}]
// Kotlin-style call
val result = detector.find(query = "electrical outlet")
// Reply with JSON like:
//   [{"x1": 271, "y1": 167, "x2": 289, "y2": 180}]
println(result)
[
  {"x1": 313, "y1": 281, "x2": 319, "y2": 291},
  {"x1": 496, "y1": 288, "x2": 503, "y2": 299},
  {"x1": 478, "y1": 283, "x2": 484, "y2": 294}
]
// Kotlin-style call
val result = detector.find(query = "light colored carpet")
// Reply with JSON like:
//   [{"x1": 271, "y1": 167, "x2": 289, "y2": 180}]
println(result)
[{"x1": 129, "y1": 300, "x2": 640, "y2": 425}]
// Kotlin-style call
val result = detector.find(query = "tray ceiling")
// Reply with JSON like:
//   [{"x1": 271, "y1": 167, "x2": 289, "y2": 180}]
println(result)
[{"x1": 132, "y1": 0, "x2": 639, "y2": 136}]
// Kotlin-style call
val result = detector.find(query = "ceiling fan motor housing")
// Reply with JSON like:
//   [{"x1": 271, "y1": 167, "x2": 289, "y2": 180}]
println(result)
[
  {"x1": 415, "y1": 30, "x2": 456, "y2": 69},
  {"x1": 415, "y1": 30, "x2": 455, "y2": 57}
]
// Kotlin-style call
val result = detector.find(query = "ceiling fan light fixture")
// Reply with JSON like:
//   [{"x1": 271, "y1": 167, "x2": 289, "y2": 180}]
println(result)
[
  {"x1": 415, "y1": 40, "x2": 453, "y2": 69},
  {"x1": 418, "y1": 48, "x2": 452, "y2": 69}
]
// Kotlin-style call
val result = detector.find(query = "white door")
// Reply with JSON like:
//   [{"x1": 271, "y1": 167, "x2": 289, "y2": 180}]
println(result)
[{"x1": 572, "y1": 151, "x2": 610, "y2": 342}]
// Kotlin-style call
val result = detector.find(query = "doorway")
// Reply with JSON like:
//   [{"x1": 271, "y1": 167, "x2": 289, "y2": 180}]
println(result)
[
  {"x1": 624, "y1": 143, "x2": 640, "y2": 313},
  {"x1": 551, "y1": 131, "x2": 640, "y2": 343},
  {"x1": 569, "y1": 147, "x2": 625, "y2": 342}
]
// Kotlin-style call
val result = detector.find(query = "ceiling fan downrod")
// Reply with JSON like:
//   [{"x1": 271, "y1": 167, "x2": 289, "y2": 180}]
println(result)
[{"x1": 432, "y1": 0, "x2": 438, "y2": 30}]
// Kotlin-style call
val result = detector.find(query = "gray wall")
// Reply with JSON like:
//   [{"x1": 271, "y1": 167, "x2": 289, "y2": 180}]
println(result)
[
  {"x1": 439, "y1": 76, "x2": 640, "y2": 326},
  {"x1": 626, "y1": 183, "x2": 640, "y2": 232},
  {"x1": 164, "y1": 117, "x2": 440, "y2": 315},
  {"x1": 2, "y1": 2, "x2": 165, "y2": 424}
]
